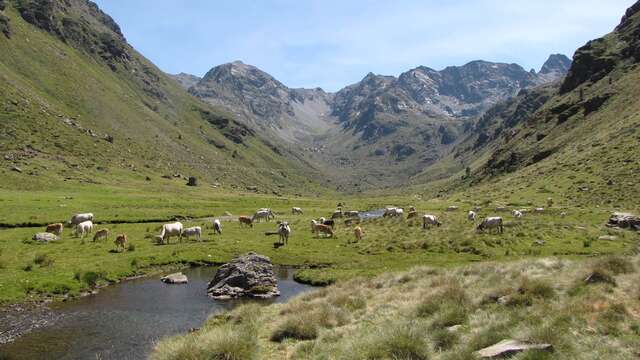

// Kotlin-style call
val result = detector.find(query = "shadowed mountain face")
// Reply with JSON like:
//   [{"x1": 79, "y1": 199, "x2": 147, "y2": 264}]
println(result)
[
  {"x1": 180, "y1": 55, "x2": 570, "y2": 190},
  {"x1": 412, "y1": 0, "x2": 640, "y2": 203}
]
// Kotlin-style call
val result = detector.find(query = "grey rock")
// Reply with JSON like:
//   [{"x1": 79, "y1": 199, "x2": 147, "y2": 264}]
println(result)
[
  {"x1": 607, "y1": 212, "x2": 640, "y2": 230},
  {"x1": 32, "y1": 232, "x2": 59, "y2": 242},
  {"x1": 207, "y1": 252, "x2": 280, "y2": 299},
  {"x1": 598, "y1": 235, "x2": 618, "y2": 241},
  {"x1": 161, "y1": 272, "x2": 188, "y2": 284},
  {"x1": 476, "y1": 339, "x2": 552, "y2": 358}
]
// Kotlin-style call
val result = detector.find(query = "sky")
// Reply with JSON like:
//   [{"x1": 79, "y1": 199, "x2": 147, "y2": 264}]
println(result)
[{"x1": 93, "y1": 0, "x2": 635, "y2": 91}]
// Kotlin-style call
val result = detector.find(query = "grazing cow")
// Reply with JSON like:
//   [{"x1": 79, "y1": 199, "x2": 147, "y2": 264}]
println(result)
[
  {"x1": 322, "y1": 219, "x2": 335, "y2": 228},
  {"x1": 408, "y1": 206, "x2": 416, "y2": 212},
  {"x1": 160, "y1": 222, "x2": 183, "y2": 243},
  {"x1": 345, "y1": 210, "x2": 359, "y2": 218},
  {"x1": 331, "y1": 210, "x2": 343, "y2": 219},
  {"x1": 93, "y1": 228, "x2": 110, "y2": 242},
  {"x1": 422, "y1": 215, "x2": 442, "y2": 229},
  {"x1": 253, "y1": 209, "x2": 274, "y2": 223},
  {"x1": 468, "y1": 211, "x2": 477, "y2": 221},
  {"x1": 477, "y1": 217, "x2": 504, "y2": 234},
  {"x1": 278, "y1": 222, "x2": 291, "y2": 245},
  {"x1": 354, "y1": 226, "x2": 364, "y2": 241},
  {"x1": 312, "y1": 222, "x2": 335, "y2": 238},
  {"x1": 75, "y1": 220, "x2": 93, "y2": 238},
  {"x1": 446, "y1": 206, "x2": 459, "y2": 212},
  {"x1": 182, "y1": 226, "x2": 202, "y2": 241},
  {"x1": 114, "y1": 234, "x2": 127, "y2": 252},
  {"x1": 512, "y1": 210, "x2": 524, "y2": 218},
  {"x1": 547, "y1": 198, "x2": 554, "y2": 208},
  {"x1": 213, "y1": 219, "x2": 222, "y2": 235},
  {"x1": 383, "y1": 207, "x2": 403, "y2": 218},
  {"x1": 45, "y1": 223, "x2": 64, "y2": 236},
  {"x1": 534, "y1": 207, "x2": 545, "y2": 213},
  {"x1": 70, "y1": 213, "x2": 94, "y2": 226},
  {"x1": 239, "y1": 216, "x2": 254, "y2": 228},
  {"x1": 292, "y1": 207, "x2": 303, "y2": 215},
  {"x1": 407, "y1": 211, "x2": 419, "y2": 220}
]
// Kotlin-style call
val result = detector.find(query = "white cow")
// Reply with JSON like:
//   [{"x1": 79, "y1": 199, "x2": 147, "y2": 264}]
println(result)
[
  {"x1": 384, "y1": 207, "x2": 403, "y2": 218},
  {"x1": 75, "y1": 220, "x2": 93, "y2": 238},
  {"x1": 291, "y1": 207, "x2": 303, "y2": 215},
  {"x1": 468, "y1": 211, "x2": 477, "y2": 221},
  {"x1": 477, "y1": 217, "x2": 504, "y2": 233},
  {"x1": 70, "y1": 213, "x2": 94, "y2": 226},
  {"x1": 160, "y1": 222, "x2": 183, "y2": 243},
  {"x1": 422, "y1": 215, "x2": 441, "y2": 229},
  {"x1": 278, "y1": 222, "x2": 291, "y2": 245},
  {"x1": 253, "y1": 209, "x2": 274, "y2": 222},
  {"x1": 213, "y1": 219, "x2": 222, "y2": 235},
  {"x1": 182, "y1": 226, "x2": 202, "y2": 241},
  {"x1": 512, "y1": 210, "x2": 523, "y2": 218}
]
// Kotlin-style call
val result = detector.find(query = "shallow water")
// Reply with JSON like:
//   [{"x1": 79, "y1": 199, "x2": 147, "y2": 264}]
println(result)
[
  {"x1": 358, "y1": 208, "x2": 386, "y2": 219},
  {"x1": 0, "y1": 266, "x2": 312, "y2": 360}
]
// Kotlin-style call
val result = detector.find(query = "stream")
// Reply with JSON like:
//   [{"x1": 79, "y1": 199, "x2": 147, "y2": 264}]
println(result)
[{"x1": 0, "y1": 266, "x2": 312, "y2": 360}]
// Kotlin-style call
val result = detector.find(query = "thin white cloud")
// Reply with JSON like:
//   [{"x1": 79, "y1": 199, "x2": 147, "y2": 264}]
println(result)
[{"x1": 95, "y1": 0, "x2": 636, "y2": 91}]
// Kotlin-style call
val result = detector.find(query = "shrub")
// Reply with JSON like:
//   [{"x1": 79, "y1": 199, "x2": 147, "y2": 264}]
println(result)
[
  {"x1": 127, "y1": 243, "x2": 136, "y2": 252},
  {"x1": 81, "y1": 271, "x2": 104, "y2": 287},
  {"x1": 345, "y1": 324, "x2": 430, "y2": 360},
  {"x1": 584, "y1": 268, "x2": 616, "y2": 286},
  {"x1": 431, "y1": 305, "x2": 468, "y2": 329},
  {"x1": 595, "y1": 256, "x2": 634, "y2": 275},
  {"x1": 416, "y1": 284, "x2": 469, "y2": 318},
  {"x1": 34, "y1": 253, "x2": 54, "y2": 267},
  {"x1": 431, "y1": 328, "x2": 459, "y2": 351},
  {"x1": 270, "y1": 316, "x2": 318, "y2": 342},
  {"x1": 508, "y1": 278, "x2": 555, "y2": 306},
  {"x1": 22, "y1": 263, "x2": 33, "y2": 272}
]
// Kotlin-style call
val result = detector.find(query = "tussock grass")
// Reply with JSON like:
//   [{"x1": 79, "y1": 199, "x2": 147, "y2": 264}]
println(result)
[{"x1": 153, "y1": 256, "x2": 640, "y2": 359}]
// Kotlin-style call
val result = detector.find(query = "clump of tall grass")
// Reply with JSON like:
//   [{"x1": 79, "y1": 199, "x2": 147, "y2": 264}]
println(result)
[
  {"x1": 151, "y1": 304, "x2": 259, "y2": 360},
  {"x1": 340, "y1": 323, "x2": 430, "y2": 360}
]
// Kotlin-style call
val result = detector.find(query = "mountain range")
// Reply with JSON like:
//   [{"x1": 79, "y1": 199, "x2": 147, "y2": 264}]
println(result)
[{"x1": 172, "y1": 54, "x2": 572, "y2": 190}]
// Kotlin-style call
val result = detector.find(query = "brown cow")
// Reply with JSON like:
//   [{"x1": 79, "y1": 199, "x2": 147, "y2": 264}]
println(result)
[
  {"x1": 239, "y1": 216, "x2": 253, "y2": 228},
  {"x1": 354, "y1": 226, "x2": 364, "y2": 241},
  {"x1": 93, "y1": 228, "x2": 110, "y2": 242},
  {"x1": 313, "y1": 223, "x2": 335, "y2": 238},
  {"x1": 114, "y1": 234, "x2": 127, "y2": 252},
  {"x1": 45, "y1": 223, "x2": 64, "y2": 236}
]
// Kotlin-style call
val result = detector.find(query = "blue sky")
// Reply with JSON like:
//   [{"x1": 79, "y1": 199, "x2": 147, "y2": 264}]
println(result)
[{"x1": 94, "y1": 0, "x2": 635, "y2": 91}]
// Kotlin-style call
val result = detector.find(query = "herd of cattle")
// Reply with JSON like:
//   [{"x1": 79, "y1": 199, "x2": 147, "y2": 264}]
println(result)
[{"x1": 39, "y1": 198, "x2": 557, "y2": 250}]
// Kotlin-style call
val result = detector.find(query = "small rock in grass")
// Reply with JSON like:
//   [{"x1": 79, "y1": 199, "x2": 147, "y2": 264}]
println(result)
[{"x1": 476, "y1": 339, "x2": 552, "y2": 358}]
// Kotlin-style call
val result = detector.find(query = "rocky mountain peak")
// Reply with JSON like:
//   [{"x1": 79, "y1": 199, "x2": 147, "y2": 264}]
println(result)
[{"x1": 539, "y1": 54, "x2": 572, "y2": 75}]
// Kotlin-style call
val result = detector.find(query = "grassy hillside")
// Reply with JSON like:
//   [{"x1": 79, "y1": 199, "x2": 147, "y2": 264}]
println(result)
[
  {"x1": 400, "y1": 2, "x2": 640, "y2": 211},
  {"x1": 152, "y1": 256, "x2": 640, "y2": 359},
  {"x1": 0, "y1": 0, "x2": 322, "y2": 195}
]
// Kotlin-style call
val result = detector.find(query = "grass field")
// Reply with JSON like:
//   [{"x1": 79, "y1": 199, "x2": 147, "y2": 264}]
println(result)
[
  {"x1": 0, "y1": 179, "x2": 637, "y2": 305},
  {"x1": 152, "y1": 256, "x2": 640, "y2": 359}
]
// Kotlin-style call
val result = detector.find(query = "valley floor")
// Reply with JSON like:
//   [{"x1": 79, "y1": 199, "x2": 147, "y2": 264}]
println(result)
[{"x1": 0, "y1": 180, "x2": 636, "y2": 306}]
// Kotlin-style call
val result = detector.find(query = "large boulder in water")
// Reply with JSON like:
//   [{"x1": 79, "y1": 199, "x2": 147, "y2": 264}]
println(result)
[{"x1": 207, "y1": 252, "x2": 280, "y2": 299}]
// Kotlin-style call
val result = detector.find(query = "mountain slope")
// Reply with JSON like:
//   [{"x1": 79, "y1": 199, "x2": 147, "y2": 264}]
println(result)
[
  {"x1": 413, "y1": 1, "x2": 640, "y2": 208},
  {"x1": 189, "y1": 61, "x2": 336, "y2": 143},
  {"x1": 0, "y1": 0, "x2": 322, "y2": 194}
]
